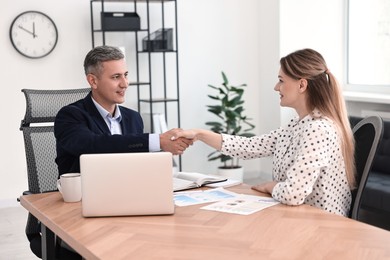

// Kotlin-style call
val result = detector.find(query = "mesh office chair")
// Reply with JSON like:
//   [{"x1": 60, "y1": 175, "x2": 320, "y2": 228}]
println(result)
[
  {"x1": 349, "y1": 116, "x2": 384, "y2": 220},
  {"x1": 20, "y1": 88, "x2": 90, "y2": 259}
]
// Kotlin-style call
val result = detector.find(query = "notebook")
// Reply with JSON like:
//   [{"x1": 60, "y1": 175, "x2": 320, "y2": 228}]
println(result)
[{"x1": 80, "y1": 152, "x2": 175, "y2": 217}]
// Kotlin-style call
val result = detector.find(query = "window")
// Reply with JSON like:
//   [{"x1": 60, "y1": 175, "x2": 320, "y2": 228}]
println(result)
[{"x1": 348, "y1": 0, "x2": 390, "y2": 86}]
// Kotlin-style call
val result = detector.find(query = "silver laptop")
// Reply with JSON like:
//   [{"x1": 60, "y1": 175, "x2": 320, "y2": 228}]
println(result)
[{"x1": 80, "y1": 152, "x2": 175, "y2": 217}]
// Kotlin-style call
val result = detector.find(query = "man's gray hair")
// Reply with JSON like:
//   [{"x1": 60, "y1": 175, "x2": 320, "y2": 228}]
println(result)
[{"x1": 83, "y1": 45, "x2": 124, "y2": 75}]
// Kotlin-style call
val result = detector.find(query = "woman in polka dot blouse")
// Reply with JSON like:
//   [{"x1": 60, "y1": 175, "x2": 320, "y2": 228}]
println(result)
[{"x1": 173, "y1": 49, "x2": 355, "y2": 216}]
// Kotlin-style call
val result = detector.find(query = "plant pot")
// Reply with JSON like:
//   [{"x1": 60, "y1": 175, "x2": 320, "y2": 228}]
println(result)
[{"x1": 217, "y1": 166, "x2": 243, "y2": 182}]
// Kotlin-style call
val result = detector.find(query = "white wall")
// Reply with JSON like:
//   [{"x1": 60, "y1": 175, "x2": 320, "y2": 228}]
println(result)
[{"x1": 0, "y1": 0, "x2": 346, "y2": 203}]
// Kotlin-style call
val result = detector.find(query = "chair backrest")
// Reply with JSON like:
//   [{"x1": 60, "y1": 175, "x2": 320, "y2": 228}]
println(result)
[
  {"x1": 20, "y1": 88, "x2": 90, "y2": 193},
  {"x1": 20, "y1": 88, "x2": 89, "y2": 260},
  {"x1": 350, "y1": 115, "x2": 384, "y2": 220}
]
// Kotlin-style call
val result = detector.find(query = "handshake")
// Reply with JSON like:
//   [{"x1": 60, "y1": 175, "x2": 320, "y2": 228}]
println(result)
[
  {"x1": 159, "y1": 128, "x2": 221, "y2": 155},
  {"x1": 159, "y1": 128, "x2": 195, "y2": 155}
]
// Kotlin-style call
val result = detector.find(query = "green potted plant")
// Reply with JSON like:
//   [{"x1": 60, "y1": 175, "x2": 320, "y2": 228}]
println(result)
[{"x1": 206, "y1": 71, "x2": 255, "y2": 180}]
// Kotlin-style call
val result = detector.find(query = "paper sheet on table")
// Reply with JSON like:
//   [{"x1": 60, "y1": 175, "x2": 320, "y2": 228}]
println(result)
[
  {"x1": 201, "y1": 194, "x2": 280, "y2": 215},
  {"x1": 174, "y1": 188, "x2": 239, "y2": 206}
]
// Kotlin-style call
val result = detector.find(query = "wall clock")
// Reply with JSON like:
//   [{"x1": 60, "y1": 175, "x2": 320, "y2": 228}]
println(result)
[{"x1": 9, "y1": 11, "x2": 58, "y2": 59}]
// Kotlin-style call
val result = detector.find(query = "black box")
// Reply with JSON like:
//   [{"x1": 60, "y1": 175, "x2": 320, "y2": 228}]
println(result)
[
  {"x1": 101, "y1": 12, "x2": 140, "y2": 31},
  {"x1": 142, "y1": 28, "x2": 173, "y2": 51}
]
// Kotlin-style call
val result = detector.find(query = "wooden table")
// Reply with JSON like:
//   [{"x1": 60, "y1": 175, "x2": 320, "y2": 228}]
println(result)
[{"x1": 20, "y1": 185, "x2": 390, "y2": 259}]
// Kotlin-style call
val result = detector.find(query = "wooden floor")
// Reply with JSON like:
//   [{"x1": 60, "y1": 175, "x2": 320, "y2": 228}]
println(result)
[{"x1": 0, "y1": 205, "x2": 39, "y2": 259}]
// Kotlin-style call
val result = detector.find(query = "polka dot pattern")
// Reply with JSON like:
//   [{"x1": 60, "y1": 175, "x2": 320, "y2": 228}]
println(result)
[{"x1": 220, "y1": 110, "x2": 352, "y2": 216}]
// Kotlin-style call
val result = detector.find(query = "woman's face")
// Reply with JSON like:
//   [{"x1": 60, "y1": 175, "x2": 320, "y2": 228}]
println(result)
[{"x1": 274, "y1": 68, "x2": 307, "y2": 112}]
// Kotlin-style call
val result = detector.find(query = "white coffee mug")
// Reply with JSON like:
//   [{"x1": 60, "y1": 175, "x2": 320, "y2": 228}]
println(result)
[{"x1": 57, "y1": 173, "x2": 82, "y2": 202}]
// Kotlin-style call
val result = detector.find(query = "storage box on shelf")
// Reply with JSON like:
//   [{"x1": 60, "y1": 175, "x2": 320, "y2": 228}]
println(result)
[
  {"x1": 142, "y1": 28, "x2": 173, "y2": 52},
  {"x1": 101, "y1": 12, "x2": 140, "y2": 31}
]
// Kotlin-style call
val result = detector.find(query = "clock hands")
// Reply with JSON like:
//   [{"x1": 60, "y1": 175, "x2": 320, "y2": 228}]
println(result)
[
  {"x1": 18, "y1": 23, "x2": 38, "y2": 38},
  {"x1": 18, "y1": 25, "x2": 33, "y2": 36},
  {"x1": 33, "y1": 22, "x2": 37, "y2": 38}
]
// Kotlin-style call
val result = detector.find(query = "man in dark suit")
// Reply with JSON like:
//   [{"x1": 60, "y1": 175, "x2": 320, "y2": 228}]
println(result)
[{"x1": 55, "y1": 46, "x2": 191, "y2": 175}]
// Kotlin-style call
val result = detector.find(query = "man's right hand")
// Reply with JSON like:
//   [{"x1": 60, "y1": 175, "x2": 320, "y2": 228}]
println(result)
[{"x1": 160, "y1": 128, "x2": 193, "y2": 155}]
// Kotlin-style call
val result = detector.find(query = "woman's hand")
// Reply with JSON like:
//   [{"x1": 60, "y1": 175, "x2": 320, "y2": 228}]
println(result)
[{"x1": 251, "y1": 181, "x2": 278, "y2": 194}]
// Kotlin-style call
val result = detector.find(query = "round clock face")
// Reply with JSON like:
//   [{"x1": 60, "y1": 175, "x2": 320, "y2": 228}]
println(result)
[{"x1": 9, "y1": 11, "x2": 58, "y2": 59}]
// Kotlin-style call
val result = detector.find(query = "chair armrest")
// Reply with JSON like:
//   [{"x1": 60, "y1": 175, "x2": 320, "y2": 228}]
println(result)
[
  {"x1": 17, "y1": 190, "x2": 33, "y2": 202},
  {"x1": 17, "y1": 189, "x2": 59, "y2": 202}
]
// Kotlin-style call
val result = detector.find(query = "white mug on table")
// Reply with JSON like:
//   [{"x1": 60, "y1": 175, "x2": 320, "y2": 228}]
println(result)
[{"x1": 57, "y1": 173, "x2": 82, "y2": 202}]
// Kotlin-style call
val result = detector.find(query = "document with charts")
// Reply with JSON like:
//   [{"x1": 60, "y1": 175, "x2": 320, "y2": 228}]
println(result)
[
  {"x1": 174, "y1": 188, "x2": 238, "y2": 206},
  {"x1": 201, "y1": 195, "x2": 280, "y2": 215}
]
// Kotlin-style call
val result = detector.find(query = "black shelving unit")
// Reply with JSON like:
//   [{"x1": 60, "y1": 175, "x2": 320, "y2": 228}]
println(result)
[{"x1": 90, "y1": 0, "x2": 181, "y2": 169}]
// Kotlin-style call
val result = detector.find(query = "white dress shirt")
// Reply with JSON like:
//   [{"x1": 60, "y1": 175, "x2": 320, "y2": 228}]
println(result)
[{"x1": 91, "y1": 98, "x2": 160, "y2": 151}]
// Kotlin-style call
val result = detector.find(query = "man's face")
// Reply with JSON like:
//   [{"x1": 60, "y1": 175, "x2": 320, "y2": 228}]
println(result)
[{"x1": 89, "y1": 59, "x2": 129, "y2": 113}]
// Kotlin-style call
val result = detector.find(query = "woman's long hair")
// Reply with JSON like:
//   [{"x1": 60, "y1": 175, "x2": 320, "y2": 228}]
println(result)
[{"x1": 280, "y1": 48, "x2": 356, "y2": 188}]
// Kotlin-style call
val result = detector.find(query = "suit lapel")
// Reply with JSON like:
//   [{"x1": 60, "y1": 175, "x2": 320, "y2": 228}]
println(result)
[
  {"x1": 84, "y1": 93, "x2": 111, "y2": 134},
  {"x1": 119, "y1": 106, "x2": 129, "y2": 135}
]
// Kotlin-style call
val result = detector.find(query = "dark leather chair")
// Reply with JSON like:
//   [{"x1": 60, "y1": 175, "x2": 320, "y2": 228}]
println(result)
[
  {"x1": 19, "y1": 88, "x2": 90, "y2": 259},
  {"x1": 349, "y1": 116, "x2": 384, "y2": 220}
]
